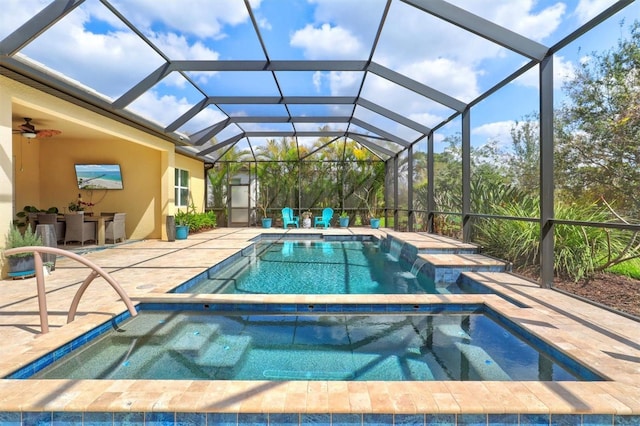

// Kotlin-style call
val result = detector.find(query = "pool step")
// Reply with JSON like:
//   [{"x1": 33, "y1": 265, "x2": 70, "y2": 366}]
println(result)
[
  {"x1": 408, "y1": 240, "x2": 478, "y2": 255},
  {"x1": 198, "y1": 335, "x2": 252, "y2": 367},
  {"x1": 111, "y1": 313, "x2": 182, "y2": 343},
  {"x1": 436, "y1": 323, "x2": 471, "y2": 340},
  {"x1": 168, "y1": 324, "x2": 220, "y2": 357},
  {"x1": 454, "y1": 342, "x2": 512, "y2": 380},
  {"x1": 385, "y1": 233, "x2": 479, "y2": 256},
  {"x1": 417, "y1": 253, "x2": 509, "y2": 284}
]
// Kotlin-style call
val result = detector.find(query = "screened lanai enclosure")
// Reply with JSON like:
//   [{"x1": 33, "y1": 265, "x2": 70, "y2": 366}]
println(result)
[
  {"x1": 206, "y1": 143, "x2": 386, "y2": 228},
  {"x1": 2, "y1": 0, "x2": 640, "y2": 289}
]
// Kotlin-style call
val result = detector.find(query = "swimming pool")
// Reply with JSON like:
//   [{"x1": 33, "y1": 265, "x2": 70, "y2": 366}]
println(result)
[
  {"x1": 176, "y1": 240, "x2": 483, "y2": 295},
  {"x1": 13, "y1": 303, "x2": 602, "y2": 382}
]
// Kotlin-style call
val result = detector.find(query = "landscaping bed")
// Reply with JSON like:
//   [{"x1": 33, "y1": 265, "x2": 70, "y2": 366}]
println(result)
[{"x1": 552, "y1": 272, "x2": 640, "y2": 318}]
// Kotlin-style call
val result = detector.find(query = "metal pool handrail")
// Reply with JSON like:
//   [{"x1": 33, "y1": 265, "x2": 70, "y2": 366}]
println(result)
[{"x1": 2, "y1": 246, "x2": 137, "y2": 334}]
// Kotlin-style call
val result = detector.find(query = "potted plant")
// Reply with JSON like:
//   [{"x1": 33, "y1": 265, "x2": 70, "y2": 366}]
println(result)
[
  {"x1": 174, "y1": 209, "x2": 190, "y2": 240},
  {"x1": 68, "y1": 193, "x2": 94, "y2": 214},
  {"x1": 259, "y1": 206, "x2": 272, "y2": 228},
  {"x1": 254, "y1": 163, "x2": 279, "y2": 228},
  {"x1": 339, "y1": 211, "x2": 350, "y2": 228},
  {"x1": 68, "y1": 201, "x2": 83, "y2": 213},
  {"x1": 15, "y1": 205, "x2": 59, "y2": 230},
  {"x1": 4, "y1": 222, "x2": 43, "y2": 277},
  {"x1": 368, "y1": 200, "x2": 381, "y2": 229},
  {"x1": 301, "y1": 210, "x2": 313, "y2": 228},
  {"x1": 356, "y1": 187, "x2": 381, "y2": 229},
  {"x1": 15, "y1": 205, "x2": 40, "y2": 230},
  {"x1": 257, "y1": 189, "x2": 272, "y2": 228}
]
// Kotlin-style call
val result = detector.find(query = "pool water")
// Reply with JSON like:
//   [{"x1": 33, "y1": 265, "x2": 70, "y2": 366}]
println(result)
[
  {"x1": 184, "y1": 240, "x2": 462, "y2": 294},
  {"x1": 29, "y1": 308, "x2": 595, "y2": 381}
]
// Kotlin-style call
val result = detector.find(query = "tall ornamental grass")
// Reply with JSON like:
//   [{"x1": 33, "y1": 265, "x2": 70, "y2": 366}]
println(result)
[{"x1": 474, "y1": 197, "x2": 638, "y2": 281}]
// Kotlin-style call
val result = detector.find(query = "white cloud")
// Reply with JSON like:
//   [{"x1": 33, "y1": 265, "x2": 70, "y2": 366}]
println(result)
[
  {"x1": 158, "y1": 72, "x2": 191, "y2": 91},
  {"x1": 308, "y1": 0, "x2": 389, "y2": 45},
  {"x1": 579, "y1": 55, "x2": 592, "y2": 66},
  {"x1": 409, "y1": 112, "x2": 448, "y2": 129},
  {"x1": 126, "y1": 91, "x2": 225, "y2": 133},
  {"x1": 448, "y1": 0, "x2": 566, "y2": 41},
  {"x1": 3, "y1": 0, "x2": 629, "y2": 145},
  {"x1": 258, "y1": 18, "x2": 272, "y2": 31},
  {"x1": 472, "y1": 120, "x2": 516, "y2": 148},
  {"x1": 312, "y1": 71, "x2": 323, "y2": 93},
  {"x1": 108, "y1": 0, "x2": 253, "y2": 39},
  {"x1": 0, "y1": 0, "x2": 51, "y2": 39},
  {"x1": 554, "y1": 55, "x2": 577, "y2": 86},
  {"x1": 516, "y1": 55, "x2": 576, "y2": 89},
  {"x1": 327, "y1": 71, "x2": 362, "y2": 96},
  {"x1": 19, "y1": 9, "x2": 164, "y2": 98},
  {"x1": 502, "y1": 3, "x2": 565, "y2": 42},
  {"x1": 375, "y1": 3, "x2": 504, "y2": 68},
  {"x1": 574, "y1": 0, "x2": 613, "y2": 24},
  {"x1": 400, "y1": 58, "x2": 481, "y2": 103},
  {"x1": 146, "y1": 33, "x2": 220, "y2": 60},
  {"x1": 361, "y1": 74, "x2": 454, "y2": 129},
  {"x1": 310, "y1": 71, "x2": 362, "y2": 95},
  {"x1": 126, "y1": 91, "x2": 197, "y2": 128},
  {"x1": 290, "y1": 24, "x2": 363, "y2": 59},
  {"x1": 369, "y1": 0, "x2": 569, "y2": 113},
  {"x1": 9, "y1": 1, "x2": 220, "y2": 104}
]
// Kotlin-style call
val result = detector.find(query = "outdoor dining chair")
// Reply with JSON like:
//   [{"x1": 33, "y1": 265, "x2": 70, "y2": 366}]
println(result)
[
  {"x1": 105, "y1": 213, "x2": 126, "y2": 243},
  {"x1": 64, "y1": 213, "x2": 96, "y2": 246}
]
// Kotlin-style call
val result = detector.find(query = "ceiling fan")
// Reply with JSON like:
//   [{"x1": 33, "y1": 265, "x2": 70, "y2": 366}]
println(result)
[{"x1": 13, "y1": 117, "x2": 61, "y2": 139}]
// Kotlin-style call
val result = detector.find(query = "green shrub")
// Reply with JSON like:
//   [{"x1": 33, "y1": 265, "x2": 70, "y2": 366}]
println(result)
[
  {"x1": 474, "y1": 204, "x2": 539, "y2": 268},
  {"x1": 14, "y1": 205, "x2": 58, "y2": 229},
  {"x1": 175, "y1": 209, "x2": 216, "y2": 233},
  {"x1": 189, "y1": 211, "x2": 217, "y2": 232},
  {"x1": 474, "y1": 196, "x2": 636, "y2": 281}
]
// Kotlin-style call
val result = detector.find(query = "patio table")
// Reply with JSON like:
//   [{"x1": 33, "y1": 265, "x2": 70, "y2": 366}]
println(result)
[
  {"x1": 58, "y1": 214, "x2": 114, "y2": 245},
  {"x1": 83, "y1": 215, "x2": 113, "y2": 245}
]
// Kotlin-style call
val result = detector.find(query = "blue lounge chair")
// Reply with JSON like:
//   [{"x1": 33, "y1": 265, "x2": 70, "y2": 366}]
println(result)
[
  {"x1": 314, "y1": 207, "x2": 333, "y2": 228},
  {"x1": 281, "y1": 207, "x2": 299, "y2": 228}
]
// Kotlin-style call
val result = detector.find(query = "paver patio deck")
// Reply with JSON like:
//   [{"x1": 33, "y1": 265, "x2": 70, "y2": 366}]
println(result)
[{"x1": 0, "y1": 227, "x2": 638, "y2": 424}]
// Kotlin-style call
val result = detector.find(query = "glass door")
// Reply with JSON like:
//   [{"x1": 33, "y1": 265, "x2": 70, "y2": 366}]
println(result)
[{"x1": 229, "y1": 184, "x2": 250, "y2": 226}]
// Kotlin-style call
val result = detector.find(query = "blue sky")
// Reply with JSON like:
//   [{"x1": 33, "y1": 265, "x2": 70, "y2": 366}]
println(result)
[{"x1": 2, "y1": 0, "x2": 638, "y2": 157}]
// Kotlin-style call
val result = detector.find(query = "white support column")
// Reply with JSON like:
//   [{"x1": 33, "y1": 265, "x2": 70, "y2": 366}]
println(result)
[
  {"x1": 161, "y1": 149, "x2": 174, "y2": 241},
  {"x1": 0, "y1": 85, "x2": 14, "y2": 271}
]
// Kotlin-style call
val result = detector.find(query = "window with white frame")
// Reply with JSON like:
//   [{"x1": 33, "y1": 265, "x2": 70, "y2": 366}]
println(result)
[{"x1": 175, "y1": 168, "x2": 189, "y2": 207}]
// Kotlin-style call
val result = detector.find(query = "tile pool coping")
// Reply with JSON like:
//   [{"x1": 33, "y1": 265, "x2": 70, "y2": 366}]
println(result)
[{"x1": 0, "y1": 228, "x2": 639, "y2": 425}]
